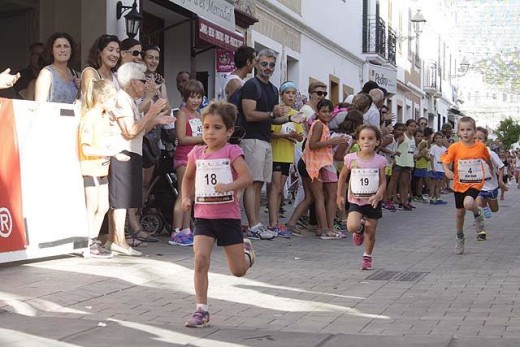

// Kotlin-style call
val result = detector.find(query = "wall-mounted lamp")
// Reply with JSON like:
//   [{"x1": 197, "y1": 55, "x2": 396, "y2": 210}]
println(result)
[
  {"x1": 398, "y1": 9, "x2": 427, "y2": 42},
  {"x1": 116, "y1": 0, "x2": 143, "y2": 39},
  {"x1": 451, "y1": 59, "x2": 471, "y2": 78}
]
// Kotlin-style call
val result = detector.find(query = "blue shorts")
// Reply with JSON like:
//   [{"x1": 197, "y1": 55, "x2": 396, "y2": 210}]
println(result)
[
  {"x1": 428, "y1": 171, "x2": 445, "y2": 180},
  {"x1": 414, "y1": 168, "x2": 427, "y2": 178},
  {"x1": 478, "y1": 188, "x2": 499, "y2": 200}
]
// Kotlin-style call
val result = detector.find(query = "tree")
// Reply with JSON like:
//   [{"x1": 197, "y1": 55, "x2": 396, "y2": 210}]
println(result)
[{"x1": 495, "y1": 117, "x2": 520, "y2": 149}]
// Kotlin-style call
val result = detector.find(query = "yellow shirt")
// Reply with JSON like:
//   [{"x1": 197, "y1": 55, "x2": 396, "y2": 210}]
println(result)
[
  {"x1": 271, "y1": 109, "x2": 304, "y2": 163},
  {"x1": 79, "y1": 110, "x2": 113, "y2": 177}
]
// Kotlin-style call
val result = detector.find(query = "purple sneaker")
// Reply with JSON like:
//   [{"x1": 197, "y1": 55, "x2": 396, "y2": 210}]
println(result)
[
  {"x1": 185, "y1": 308, "x2": 210, "y2": 328},
  {"x1": 168, "y1": 232, "x2": 194, "y2": 246},
  {"x1": 269, "y1": 226, "x2": 291, "y2": 239}
]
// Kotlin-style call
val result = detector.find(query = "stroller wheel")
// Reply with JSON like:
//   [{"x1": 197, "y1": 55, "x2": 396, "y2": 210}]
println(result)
[{"x1": 140, "y1": 213, "x2": 164, "y2": 235}]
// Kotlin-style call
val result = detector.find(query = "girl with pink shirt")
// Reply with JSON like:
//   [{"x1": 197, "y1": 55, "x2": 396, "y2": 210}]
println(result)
[
  {"x1": 181, "y1": 101, "x2": 254, "y2": 328},
  {"x1": 170, "y1": 80, "x2": 206, "y2": 246},
  {"x1": 337, "y1": 124, "x2": 387, "y2": 270}
]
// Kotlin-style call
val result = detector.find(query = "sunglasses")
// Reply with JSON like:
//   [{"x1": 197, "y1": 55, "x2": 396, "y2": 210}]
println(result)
[
  {"x1": 126, "y1": 50, "x2": 143, "y2": 57},
  {"x1": 259, "y1": 62, "x2": 276, "y2": 68},
  {"x1": 314, "y1": 91, "x2": 328, "y2": 97}
]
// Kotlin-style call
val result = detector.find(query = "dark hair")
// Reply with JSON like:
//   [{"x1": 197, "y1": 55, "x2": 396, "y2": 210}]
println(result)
[
  {"x1": 317, "y1": 99, "x2": 334, "y2": 112},
  {"x1": 234, "y1": 46, "x2": 256, "y2": 69},
  {"x1": 405, "y1": 119, "x2": 417, "y2": 127},
  {"x1": 120, "y1": 38, "x2": 141, "y2": 51},
  {"x1": 41, "y1": 32, "x2": 77, "y2": 66},
  {"x1": 424, "y1": 127, "x2": 434, "y2": 137},
  {"x1": 28, "y1": 42, "x2": 44, "y2": 53},
  {"x1": 201, "y1": 101, "x2": 237, "y2": 130},
  {"x1": 337, "y1": 110, "x2": 364, "y2": 135},
  {"x1": 177, "y1": 71, "x2": 191, "y2": 79},
  {"x1": 351, "y1": 93, "x2": 372, "y2": 112},
  {"x1": 182, "y1": 79, "x2": 205, "y2": 101},
  {"x1": 394, "y1": 122, "x2": 406, "y2": 130},
  {"x1": 355, "y1": 124, "x2": 382, "y2": 144},
  {"x1": 361, "y1": 81, "x2": 379, "y2": 94},
  {"x1": 476, "y1": 126, "x2": 488, "y2": 140},
  {"x1": 433, "y1": 131, "x2": 444, "y2": 139},
  {"x1": 142, "y1": 44, "x2": 160, "y2": 54},
  {"x1": 415, "y1": 129, "x2": 424, "y2": 135},
  {"x1": 86, "y1": 34, "x2": 120, "y2": 70}
]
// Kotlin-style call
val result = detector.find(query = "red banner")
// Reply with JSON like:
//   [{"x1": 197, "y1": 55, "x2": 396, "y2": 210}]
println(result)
[
  {"x1": 0, "y1": 98, "x2": 26, "y2": 252},
  {"x1": 216, "y1": 49, "x2": 235, "y2": 73},
  {"x1": 198, "y1": 17, "x2": 244, "y2": 52}
]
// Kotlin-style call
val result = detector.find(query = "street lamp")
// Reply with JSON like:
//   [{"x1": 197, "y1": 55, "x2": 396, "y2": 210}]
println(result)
[
  {"x1": 116, "y1": 0, "x2": 143, "y2": 39},
  {"x1": 398, "y1": 9, "x2": 427, "y2": 42}
]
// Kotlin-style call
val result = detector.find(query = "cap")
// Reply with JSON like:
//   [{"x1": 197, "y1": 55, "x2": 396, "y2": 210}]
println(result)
[{"x1": 280, "y1": 81, "x2": 297, "y2": 93}]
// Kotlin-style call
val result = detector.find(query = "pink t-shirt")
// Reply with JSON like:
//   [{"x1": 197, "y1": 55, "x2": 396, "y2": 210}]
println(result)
[
  {"x1": 188, "y1": 143, "x2": 244, "y2": 219},
  {"x1": 344, "y1": 152, "x2": 387, "y2": 206}
]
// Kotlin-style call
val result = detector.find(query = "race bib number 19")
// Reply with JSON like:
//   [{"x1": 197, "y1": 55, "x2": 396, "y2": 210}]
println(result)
[
  {"x1": 458, "y1": 159, "x2": 484, "y2": 183},
  {"x1": 350, "y1": 168, "x2": 379, "y2": 198},
  {"x1": 195, "y1": 159, "x2": 234, "y2": 204}
]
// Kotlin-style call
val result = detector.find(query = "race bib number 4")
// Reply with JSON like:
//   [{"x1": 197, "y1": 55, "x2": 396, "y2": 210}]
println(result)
[
  {"x1": 189, "y1": 118, "x2": 202, "y2": 137},
  {"x1": 350, "y1": 168, "x2": 379, "y2": 197},
  {"x1": 195, "y1": 159, "x2": 234, "y2": 204},
  {"x1": 458, "y1": 159, "x2": 484, "y2": 183}
]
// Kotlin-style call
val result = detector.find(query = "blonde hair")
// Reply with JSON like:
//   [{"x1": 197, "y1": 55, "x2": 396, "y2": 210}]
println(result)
[{"x1": 84, "y1": 79, "x2": 117, "y2": 112}]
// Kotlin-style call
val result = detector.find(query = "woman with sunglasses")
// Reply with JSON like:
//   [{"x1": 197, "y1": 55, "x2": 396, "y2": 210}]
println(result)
[
  {"x1": 120, "y1": 38, "x2": 143, "y2": 65},
  {"x1": 81, "y1": 34, "x2": 121, "y2": 96},
  {"x1": 34, "y1": 32, "x2": 79, "y2": 103}
]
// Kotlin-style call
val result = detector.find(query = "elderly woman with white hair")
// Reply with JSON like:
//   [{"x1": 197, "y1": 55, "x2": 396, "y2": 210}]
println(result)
[{"x1": 105, "y1": 62, "x2": 172, "y2": 256}]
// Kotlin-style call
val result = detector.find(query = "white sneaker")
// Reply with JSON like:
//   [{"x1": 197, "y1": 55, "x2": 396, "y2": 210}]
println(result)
[
  {"x1": 246, "y1": 224, "x2": 276, "y2": 240},
  {"x1": 455, "y1": 237, "x2": 465, "y2": 255}
]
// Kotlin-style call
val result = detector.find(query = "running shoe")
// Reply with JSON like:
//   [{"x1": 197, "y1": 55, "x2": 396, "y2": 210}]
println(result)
[
  {"x1": 245, "y1": 224, "x2": 276, "y2": 240},
  {"x1": 429, "y1": 198, "x2": 438, "y2": 205},
  {"x1": 169, "y1": 232, "x2": 194, "y2": 246},
  {"x1": 268, "y1": 226, "x2": 291, "y2": 238},
  {"x1": 83, "y1": 241, "x2": 113, "y2": 259},
  {"x1": 383, "y1": 200, "x2": 397, "y2": 211},
  {"x1": 482, "y1": 207, "x2": 492, "y2": 218},
  {"x1": 333, "y1": 219, "x2": 347, "y2": 232},
  {"x1": 185, "y1": 308, "x2": 210, "y2": 328},
  {"x1": 436, "y1": 199, "x2": 448, "y2": 205},
  {"x1": 285, "y1": 224, "x2": 304, "y2": 237},
  {"x1": 455, "y1": 237, "x2": 465, "y2": 255},
  {"x1": 243, "y1": 238, "x2": 255, "y2": 266},
  {"x1": 399, "y1": 203, "x2": 413, "y2": 211},
  {"x1": 474, "y1": 208, "x2": 485, "y2": 233},
  {"x1": 477, "y1": 230, "x2": 487, "y2": 241},
  {"x1": 413, "y1": 195, "x2": 427, "y2": 203},
  {"x1": 360, "y1": 255, "x2": 373, "y2": 270}
]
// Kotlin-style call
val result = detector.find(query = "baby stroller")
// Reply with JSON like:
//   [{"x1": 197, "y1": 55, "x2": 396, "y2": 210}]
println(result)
[{"x1": 139, "y1": 128, "x2": 178, "y2": 235}]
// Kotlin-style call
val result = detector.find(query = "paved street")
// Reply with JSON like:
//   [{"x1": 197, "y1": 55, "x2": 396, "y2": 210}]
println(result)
[{"x1": 1, "y1": 187, "x2": 520, "y2": 346}]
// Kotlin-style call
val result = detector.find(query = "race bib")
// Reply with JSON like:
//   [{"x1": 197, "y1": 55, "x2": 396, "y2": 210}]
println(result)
[
  {"x1": 189, "y1": 118, "x2": 202, "y2": 136},
  {"x1": 457, "y1": 159, "x2": 484, "y2": 183},
  {"x1": 195, "y1": 159, "x2": 234, "y2": 204},
  {"x1": 350, "y1": 168, "x2": 379, "y2": 197},
  {"x1": 281, "y1": 122, "x2": 295, "y2": 134}
]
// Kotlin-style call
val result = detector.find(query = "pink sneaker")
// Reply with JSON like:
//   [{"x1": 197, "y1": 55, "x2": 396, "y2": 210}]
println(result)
[
  {"x1": 361, "y1": 255, "x2": 373, "y2": 270},
  {"x1": 353, "y1": 232, "x2": 364, "y2": 246}
]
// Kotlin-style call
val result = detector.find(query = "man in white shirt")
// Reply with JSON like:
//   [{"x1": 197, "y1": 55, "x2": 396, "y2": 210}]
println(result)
[{"x1": 220, "y1": 46, "x2": 256, "y2": 101}]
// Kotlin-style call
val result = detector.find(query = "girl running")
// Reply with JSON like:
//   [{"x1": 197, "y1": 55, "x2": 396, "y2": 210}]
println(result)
[
  {"x1": 182, "y1": 101, "x2": 254, "y2": 328},
  {"x1": 337, "y1": 124, "x2": 387, "y2": 270},
  {"x1": 171, "y1": 80, "x2": 206, "y2": 246}
]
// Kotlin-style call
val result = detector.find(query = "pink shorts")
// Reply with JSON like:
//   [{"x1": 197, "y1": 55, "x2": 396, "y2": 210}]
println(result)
[
  {"x1": 319, "y1": 165, "x2": 338, "y2": 183},
  {"x1": 174, "y1": 158, "x2": 188, "y2": 170}
]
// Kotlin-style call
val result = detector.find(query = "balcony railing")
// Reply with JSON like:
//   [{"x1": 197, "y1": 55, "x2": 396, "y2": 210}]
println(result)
[
  {"x1": 363, "y1": 15, "x2": 386, "y2": 58},
  {"x1": 387, "y1": 27, "x2": 397, "y2": 66},
  {"x1": 424, "y1": 61, "x2": 441, "y2": 96}
]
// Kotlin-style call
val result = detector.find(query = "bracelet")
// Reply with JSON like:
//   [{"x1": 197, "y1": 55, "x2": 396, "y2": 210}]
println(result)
[{"x1": 288, "y1": 115, "x2": 292, "y2": 122}]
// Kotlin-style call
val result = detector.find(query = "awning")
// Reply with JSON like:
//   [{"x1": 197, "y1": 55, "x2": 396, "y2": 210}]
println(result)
[{"x1": 197, "y1": 17, "x2": 244, "y2": 52}]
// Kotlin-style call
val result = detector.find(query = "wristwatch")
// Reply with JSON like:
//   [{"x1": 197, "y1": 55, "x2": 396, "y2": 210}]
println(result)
[{"x1": 269, "y1": 111, "x2": 275, "y2": 119}]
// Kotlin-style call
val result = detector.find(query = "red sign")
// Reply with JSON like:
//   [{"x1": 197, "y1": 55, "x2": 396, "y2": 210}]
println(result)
[
  {"x1": 198, "y1": 17, "x2": 244, "y2": 52},
  {"x1": 0, "y1": 98, "x2": 26, "y2": 252},
  {"x1": 216, "y1": 49, "x2": 235, "y2": 73}
]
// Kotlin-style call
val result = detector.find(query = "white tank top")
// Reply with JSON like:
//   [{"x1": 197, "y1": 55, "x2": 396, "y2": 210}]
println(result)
[{"x1": 220, "y1": 73, "x2": 243, "y2": 101}]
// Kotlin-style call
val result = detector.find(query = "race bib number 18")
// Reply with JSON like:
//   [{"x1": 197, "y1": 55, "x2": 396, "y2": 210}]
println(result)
[
  {"x1": 458, "y1": 159, "x2": 484, "y2": 183},
  {"x1": 195, "y1": 159, "x2": 234, "y2": 204},
  {"x1": 350, "y1": 168, "x2": 379, "y2": 198}
]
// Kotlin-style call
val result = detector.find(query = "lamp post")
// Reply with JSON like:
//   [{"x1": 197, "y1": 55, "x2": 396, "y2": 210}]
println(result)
[
  {"x1": 411, "y1": 9, "x2": 426, "y2": 65},
  {"x1": 116, "y1": 0, "x2": 143, "y2": 39}
]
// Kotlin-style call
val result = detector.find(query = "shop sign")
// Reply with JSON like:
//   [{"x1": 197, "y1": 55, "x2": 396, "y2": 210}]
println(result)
[
  {"x1": 216, "y1": 49, "x2": 235, "y2": 73},
  {"x1": 170, "y1": 0, "x2": 236, "y2": 31},
  {"x1": 367, "y1": 63, "x2": 397, "y2": 94},
  {"x1": 198, "y1": 18, "x2": 244, "y2": 52}
]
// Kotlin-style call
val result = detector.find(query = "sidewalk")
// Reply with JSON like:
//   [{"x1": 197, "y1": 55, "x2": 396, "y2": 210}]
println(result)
[{"x1": 1, "y1": 187, "x2": 520, "y2": 346}]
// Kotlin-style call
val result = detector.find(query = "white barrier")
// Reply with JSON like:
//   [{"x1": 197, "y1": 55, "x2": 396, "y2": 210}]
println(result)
[{"x1": 0, "y1": 98, "x2": 88, "y2": 263}]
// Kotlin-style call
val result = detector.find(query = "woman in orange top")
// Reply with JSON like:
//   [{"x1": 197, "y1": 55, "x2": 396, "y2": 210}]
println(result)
[
  {"x1": 441, "y1": 116, "x2": 492, "y2": 255},
  {"x1": 303, "y1": 99, "x2": 350, "y2": 239}
]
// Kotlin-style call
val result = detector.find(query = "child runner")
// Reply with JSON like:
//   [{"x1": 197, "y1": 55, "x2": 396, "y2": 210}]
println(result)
[
  {"x1": 182, "y1": 101, "x2": 254, "y2": 328},
  {"x1": 428, "y1": 132, "x2": 447, "y2": 205},
  {"x1": 499, "y1": 148, "x2": 509, "y2": 200},
  {"x1": 268, "y1": 81, "x2": 304, "y2": 237},
  {"x1": 381, "y1": 122, "x2": 405, "y2": 211},
  {"x1": 388, "y1": 119, "x2": 416, "y2": 211},
  {"x1": 475, "y1": 127, "x2": 506, "y2": 238},
  {"x1": 514, "y1": 151, "x2": 520, "y2": 189},
  {"x1": 440, "y1": 116, "x2": 492, "y2": 254},
  {"x1": 303, "y1": 99, "x2": 349, "y2": 239},
  {"x1": 171, "y1": 79, "x2": 206, "y2": 246},
  {"x1": 79, "y1": 79, "x2": 120, "y2": 258},
  {"x1": 337, "y1": 124, "x2": 386, "y2": 270}
]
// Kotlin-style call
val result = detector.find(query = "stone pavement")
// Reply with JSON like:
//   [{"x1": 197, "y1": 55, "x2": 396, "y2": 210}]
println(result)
[{"x1": 1, "y1": 187, "x2": 520, "y2": 346}]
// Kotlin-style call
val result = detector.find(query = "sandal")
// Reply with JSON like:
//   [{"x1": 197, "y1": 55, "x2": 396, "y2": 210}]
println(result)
[
  {"x1": 319, "y1": 229, "x2": 342, "y2": 240},
  {"x1": 286, "y1": 224, "x2": 304, "y2": 237},
  {"x1": 125, "y1": 236, "x2": 147, "y2": 247},
  {"x1": 133, "y1": 230, "x2": 158, "y2": 242}
]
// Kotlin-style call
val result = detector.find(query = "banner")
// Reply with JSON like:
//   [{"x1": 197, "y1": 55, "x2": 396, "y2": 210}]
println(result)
[{"x1": 0, "y1": 99, "x2": 26, "y2": 252}]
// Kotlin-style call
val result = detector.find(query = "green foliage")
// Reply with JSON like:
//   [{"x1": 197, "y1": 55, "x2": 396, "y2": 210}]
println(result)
[{"x1": 495, "y1": 117, "x2": 520, "y2": 149}]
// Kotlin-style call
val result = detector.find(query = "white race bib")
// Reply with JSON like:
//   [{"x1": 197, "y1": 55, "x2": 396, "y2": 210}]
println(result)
[
  {"x1": 457, "y1": 159, "x2": 484, "y2": 183},
  {"x1": 189, "y1": 118, "x2": 202, "y2": 137},
  {"x1": 350, "y1": 168, "x2": 379, "y2": 197},
  {"x1": 281, "y1": 122, "x2": 295, "y2": 134},
  {"x1": 195, "y1": 159, "x2": 234, "y2": 204}
]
